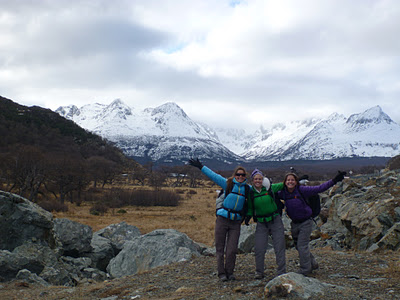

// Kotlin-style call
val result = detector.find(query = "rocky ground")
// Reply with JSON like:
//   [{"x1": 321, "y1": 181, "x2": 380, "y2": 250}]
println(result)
[{"x1": 1, "y1": 248, "x2": 399, "y2": 300}]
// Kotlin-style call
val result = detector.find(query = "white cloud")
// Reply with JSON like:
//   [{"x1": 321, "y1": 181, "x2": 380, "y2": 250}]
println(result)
[{"x1": 1, "y1": 0, "x2": 400, "y2": 132}]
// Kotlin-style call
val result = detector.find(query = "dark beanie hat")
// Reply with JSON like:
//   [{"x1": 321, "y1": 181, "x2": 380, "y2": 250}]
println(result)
[{"x1": 251, "y1": 168, "x2": 263, "y2": 179}]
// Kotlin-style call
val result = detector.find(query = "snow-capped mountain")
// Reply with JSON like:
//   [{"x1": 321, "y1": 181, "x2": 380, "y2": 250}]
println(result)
[
  {"x1": 197, "y1": 122, "x2": 256, "y2": 155},
  {"x1": 56, "y1": 101, "x2": 400, "y2": 165},
  {"x1": 242, "y1": 106, "x2": 400, "y2": 161},
  {"x1": 56, "y1": 99, "x2": 242, "y2": 165}
]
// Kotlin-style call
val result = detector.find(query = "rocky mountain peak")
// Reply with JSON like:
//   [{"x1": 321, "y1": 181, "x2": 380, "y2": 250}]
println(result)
[
  {"x1": 346, "y1": 105, "x2": 393, "y2": 126},
  {"x1": 149, "y1": 102, "x2": 187, "y2": 118},
  {"x1": 103, "y1": 99, "x2": 132, "y2": 119},
  {"x1": 56, "y1": 104, "x2": 80, "y2": 118}
]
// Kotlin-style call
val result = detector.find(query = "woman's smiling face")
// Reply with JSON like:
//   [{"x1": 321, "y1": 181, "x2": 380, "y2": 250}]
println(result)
[
  {"x1": 285, "y1": 174, "x2": 297, "y2": 191},
  {"x1": 252, "y1": 174, "x2": 263, "y2": 189},
  {"x1": 235, "y1": 170, "x2": 246, "y2": 183}
]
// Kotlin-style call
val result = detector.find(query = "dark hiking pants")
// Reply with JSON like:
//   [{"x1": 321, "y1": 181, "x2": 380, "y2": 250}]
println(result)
[
  {"x1": 291, "y1": 218, "x2": 316, "y2": 274},
  {"x1": 215, "y1": 215, "x2": 241, "y2": 277},
  {"x1": 254, "y1": 215, "x2": 286, "y2": 276}
]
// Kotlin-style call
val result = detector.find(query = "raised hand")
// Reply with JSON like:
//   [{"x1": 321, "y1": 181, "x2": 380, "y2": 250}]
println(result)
[
  {"x1": 188, "y1": 158, "x2": 203, "y2": 170},
  {"x1": 333, "y1": 171, "x2": 347, "y2": 183}
]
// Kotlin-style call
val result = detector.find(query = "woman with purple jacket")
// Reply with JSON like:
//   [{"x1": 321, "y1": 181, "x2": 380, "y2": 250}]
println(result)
[{"x1": 277, "y1": 171, "x2": 346, "y2": 275}]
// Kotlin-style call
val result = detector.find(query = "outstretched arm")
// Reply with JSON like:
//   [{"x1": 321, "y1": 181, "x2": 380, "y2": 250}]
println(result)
[
  {"x1": 188, "y1": 157, "x2": 227, "y2": 189},
  {"x1": 299, "y1": 171, "x2": 346, "y2": 197}
]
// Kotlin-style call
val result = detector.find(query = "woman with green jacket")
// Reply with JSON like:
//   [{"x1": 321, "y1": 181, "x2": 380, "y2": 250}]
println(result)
[{"x1": 246, "y1": 169, "x2": 285, "y2": 279}]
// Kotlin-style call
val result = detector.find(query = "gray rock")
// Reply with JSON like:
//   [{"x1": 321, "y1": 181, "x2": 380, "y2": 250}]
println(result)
[
  {"x1": 95, "y1": 221, "x2": 141, "y2": 252},
  {"x1": 394, "y1": 207, "x2": 400, "y2": 222},
  {"x1": 61, "y1": 256, "x2": 92, "y2": 271},
  {"x1": 85, "y1": 234, "x2": 115, "y2": 271},
  {"x1": 0, "y1": 242, "x2": 59, "y2": 282},
  {"x1": 16, "y1": 269, "x2": 50, "y2": 286},
  {"x1": 107, "y1": 229, "x2": 202, "y2": 278},
  {"x1": 54, "y1": 218, "x2": 93, "y2": 257},
  {"x1": 375, "y1": 222, "x2": 400, "y2": 251},
  {"x1": 39, "y1": 265, "x2": 75, "y2": 286},
  {"x1": 320, "y1": 171, "x2": 400, "y2": 251},
  {"x1": 264, "y1": 272, "x2": 341, "y2": 299},
  {"x1": 0, "y1": 241, "x2": 77, "y2": 286},
  {"x1": 0, "y1": 191, "x2": 56, "y2": 251},
  {"x1": 238, "y1": 224, "x2": 256, "y2": 253}
]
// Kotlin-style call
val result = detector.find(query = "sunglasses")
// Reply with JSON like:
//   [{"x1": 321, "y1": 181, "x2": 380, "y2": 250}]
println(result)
[{"x1": 235, "y1": 173, "x2": 246, "y2": 177}]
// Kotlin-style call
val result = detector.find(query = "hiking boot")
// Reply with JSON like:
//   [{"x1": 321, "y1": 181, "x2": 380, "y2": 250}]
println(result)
[
  {"x1": 296, "y1": 269, "x2": 312, "y2": 276},
  {"x1": 219, "y1": 274, "x2": 228, "y2": 282},
  {"x1": 228, "y1": 274, "x2": 236, "y2": 281},
  {"x1": 254, "y1": 273, "x2": 264, "y2": 280}
]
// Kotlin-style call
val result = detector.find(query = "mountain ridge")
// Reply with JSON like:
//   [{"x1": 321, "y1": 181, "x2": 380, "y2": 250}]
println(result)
[{"x1": 56, "y1": 100, "x2": 400, "y2": 166}]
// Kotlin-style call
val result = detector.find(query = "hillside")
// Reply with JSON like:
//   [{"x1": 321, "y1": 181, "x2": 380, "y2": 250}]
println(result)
[
  {"x1": 0, "y1": 96, "x2": 123, "y2": 159},
  {"x1": 0, "y1": 96, "x2": 139, "y2": 202}
]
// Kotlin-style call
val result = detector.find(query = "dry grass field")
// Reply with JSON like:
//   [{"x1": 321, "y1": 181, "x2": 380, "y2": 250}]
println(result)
[{"x1": 53, "y1": 186, "x2": 220, "y2": 247}]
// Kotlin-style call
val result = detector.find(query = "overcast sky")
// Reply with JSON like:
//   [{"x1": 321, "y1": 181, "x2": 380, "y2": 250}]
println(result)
[{"x1": 1, "y1": 0, "x2": 399, "y2": 131}]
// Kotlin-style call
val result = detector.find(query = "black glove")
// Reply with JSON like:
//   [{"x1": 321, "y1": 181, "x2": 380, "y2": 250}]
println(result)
[
  {"x1": 333, "y1": 171, "x2": 347, "y2": 183},
  {"x1": 244, "y1": 216, "x2": 251, "y2": 226},
  {"x1": 188, "y1": 158, "x2": 203, "y2": 170}
]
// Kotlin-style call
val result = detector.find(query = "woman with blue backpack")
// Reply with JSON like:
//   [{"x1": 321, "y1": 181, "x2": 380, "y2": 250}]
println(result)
[
  {"x1": 277, "y1": 171, "x2": 346, "y2": 275},
  {"x1": 188, "y1": 158, "x2": 250, "y2": 282}
]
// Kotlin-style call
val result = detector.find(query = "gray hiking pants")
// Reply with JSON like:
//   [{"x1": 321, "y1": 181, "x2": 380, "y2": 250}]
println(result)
[
  {"x1": 254, "y1": 215, "x2": 286, "y2": 276},
  {"x1": 291, "y1": 218, "x2": 317, "y2": 274},
  {"x1": 215, "y1": 216, "x2": 241, "y2": 277}
]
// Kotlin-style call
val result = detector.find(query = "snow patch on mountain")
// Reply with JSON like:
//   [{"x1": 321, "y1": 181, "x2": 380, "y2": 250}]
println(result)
[
  {"x1": 56, "y1": 100, "x2": 400, "y2": 163},
  {"x1": 241, "y1": 106, "x2": 400, "y2": 161},
  {"x1": 56, "y1": 100, "x2": 240, "y2": 164}
]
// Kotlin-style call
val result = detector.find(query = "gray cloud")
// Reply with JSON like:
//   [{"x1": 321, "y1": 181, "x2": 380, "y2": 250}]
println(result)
[{"x1": 1, "y1": 0, "x2": 399, "y2": 131}]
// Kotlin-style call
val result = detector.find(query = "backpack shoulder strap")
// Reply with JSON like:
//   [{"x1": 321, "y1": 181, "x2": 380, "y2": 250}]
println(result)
[
  {"x1": 298, "y1": 189, "x2": 311, "y2": 206},
  {"x1": 245, "y1": 184, "x2": 250, "y2": 199}
]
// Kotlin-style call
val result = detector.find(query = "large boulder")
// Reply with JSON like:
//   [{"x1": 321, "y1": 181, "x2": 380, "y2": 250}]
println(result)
[
  {"x1": 0, "y1": 191, "x2": 56, "y2": 251},
  {"x1": 264, "y1": 272, "x2": 342, "y2": 299},
  {"x1": 107, "y1": 229, "x2": 202, "y2": 278},
  {"x1": 320, "y1": 170, "x2": 400, "y2": 251},
  {"x1": 238, "y1": 224, "x2": 256, "y2": 253},
  {"x1": 53, "y1": 218, "x2": 93, "y2": 257},
  {"x1": 85, "y1": 234, "x2": 115, "y2": 272},
  {"x1": 368, "y1": 222, "x2": 400, "y2": 252},
  {"x1": 0, "y1": 241, "x2": 74, "y2": 286},
  {"x1": 95, "y1": 221, "x2": 141, "y2": 252}
]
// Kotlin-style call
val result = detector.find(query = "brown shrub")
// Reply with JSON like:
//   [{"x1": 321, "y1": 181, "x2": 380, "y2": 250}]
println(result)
[
  {"x1": 38, "y1": 200, "x2": 68, "y2": 212},
  {"x1": 104, "y1": 188, "x2": 182, "y2": 208},
  {"x1": 90, "y1": 202, "x2": 108, "y2": 215}
]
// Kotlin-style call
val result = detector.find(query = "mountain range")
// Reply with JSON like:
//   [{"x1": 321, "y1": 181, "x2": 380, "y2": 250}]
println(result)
[{"x1": 56, "y1": 100, "x2": 400, "y2": 167}]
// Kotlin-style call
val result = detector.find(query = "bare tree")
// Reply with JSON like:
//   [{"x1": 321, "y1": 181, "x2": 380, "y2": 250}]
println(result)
[
  {"x1": 2, "y1": 145, "x2": 47, "y2": 201},
  {"x1": 187, "y1": 167, "x2": 203, "y2": 188},
  {"x1": 148, "y1": 171, "x2": 167, "y2": 190},
  {"x1": 131, "y1": 166, "x2": 149, "y2": 186},
  {"x1": 87, "y1": 156, "x2": 119, "y2": 188},
  {"x1": 45, "y1": 152, "x2": 85, "y2": 203}
]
